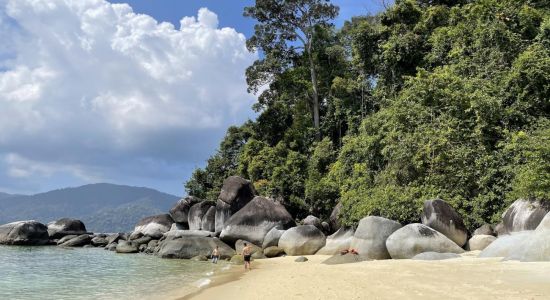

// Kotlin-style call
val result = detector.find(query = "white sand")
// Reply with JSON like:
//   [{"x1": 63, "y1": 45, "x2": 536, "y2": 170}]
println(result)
[{"x1": 185, "y1": 253, "x2": 550, "y2": 300}]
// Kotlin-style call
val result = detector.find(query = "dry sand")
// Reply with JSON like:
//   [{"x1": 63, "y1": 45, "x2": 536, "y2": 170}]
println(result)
[{"x1": 182, "y1": 252, "x2": 550, "y2": 300}]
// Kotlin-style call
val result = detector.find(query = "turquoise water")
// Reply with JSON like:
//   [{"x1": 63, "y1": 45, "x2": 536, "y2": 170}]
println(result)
[{"x1": 0, "y1": 246, "x2": 227, "y2": 300}]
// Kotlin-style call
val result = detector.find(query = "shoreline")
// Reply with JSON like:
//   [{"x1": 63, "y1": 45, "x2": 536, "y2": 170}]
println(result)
[{"x1": 185, "y1": 254, "x2": 550, "y2": 300}]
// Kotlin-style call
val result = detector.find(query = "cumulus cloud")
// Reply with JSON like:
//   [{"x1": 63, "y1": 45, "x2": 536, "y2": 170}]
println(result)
[{"x1": 0, "y1": 0, "x2": 256, "y2": 194}]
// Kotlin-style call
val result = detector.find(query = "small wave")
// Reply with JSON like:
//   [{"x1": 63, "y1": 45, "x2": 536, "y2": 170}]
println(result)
[{"x1": 194, "y1": 278, "x2": 212, "y2": 288}]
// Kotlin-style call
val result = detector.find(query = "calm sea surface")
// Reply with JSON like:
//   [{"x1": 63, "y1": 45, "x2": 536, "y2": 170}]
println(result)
[{"x1": 0, "y1": 246, "x2": 227, "y2": 300}]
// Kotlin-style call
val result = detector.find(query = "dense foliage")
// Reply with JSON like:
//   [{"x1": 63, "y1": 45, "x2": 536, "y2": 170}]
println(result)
[{"x1": 186, "y1": 0, "x2": 550, "y2": 230}]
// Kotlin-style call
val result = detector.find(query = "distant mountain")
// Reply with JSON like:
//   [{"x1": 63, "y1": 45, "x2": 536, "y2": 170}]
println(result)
[{"x1": 0, "y1": 183, "x2": 180, "y2": 233}]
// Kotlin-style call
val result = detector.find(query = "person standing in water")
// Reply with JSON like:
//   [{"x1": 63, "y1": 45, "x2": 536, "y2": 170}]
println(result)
[
  {"x1": 211, "y1": 246, "x2": 219, "y2": 264},
  {"x1": 242, "y1": 242, "x2": 252, "y2": 271}
]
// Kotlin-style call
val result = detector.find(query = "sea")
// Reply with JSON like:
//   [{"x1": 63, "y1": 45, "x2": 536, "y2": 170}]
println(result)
[{"x1": 0, "y1": 245, "x2": 230, "y2": 300}]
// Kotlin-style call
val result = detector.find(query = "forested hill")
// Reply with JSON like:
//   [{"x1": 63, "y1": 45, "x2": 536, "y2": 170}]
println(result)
[
  {"x1": 185, "y1": 0, "x2": 550, "y2": 231},
  {"x1": 0, "y1": 183, "x2": 179, "y2": 232}
]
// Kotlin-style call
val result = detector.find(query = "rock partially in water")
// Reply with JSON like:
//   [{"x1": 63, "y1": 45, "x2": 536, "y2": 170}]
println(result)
[
  {"x1": 116, "y1": 240, "x2": 139, "y2": 254},
  {"x1": 47, "y1": 218, "x2": 88, "y2": 239},
  {"x1": 132, "y1": 214, "x2": 174, "y2": 239},
  {"x1": 105, "y1": 242, "x2": 117, "y2": 251},
  {"x1": 412, "y1": 252, "x2": 461, "y2": 260},
  {"x1": 132, "y1": 235, "x2": 152, "y2": 246},
  {"x1": 191, "y1": 255, "x2": 208, "y2": 262},
  {"x1": 156, "y1": 237, "x2": 234, "y2": 259},
  {"x1": 0, "y1": 221, "x2": 49, "y2": 246},
  {"x1": 106, "y1": 233, "x2": 123, "y2": 244},
  {"x1": 60, "y1": 234, "x2": 92, "y2": 247},
  {"x1": 502, "y1": 199, "x2": 550, "y2": 233},
  {"x1": 322, "y1": 253, "x2": 368, "y2": 265},
  {"x1": 278, "y1": 225, "x2": 326, "y2": 256},
  {"x1": 386, "y1": 223, "x2": 465, "y2": 259},
  {"x1": 421, "y1": 199, "x2": 467, "y2": 247},
  {"x1": 316, "y1": 227, "x2": 355, "y2": 255},
  {"x1": 215, "y1": 176, "x2": 256, "y2": 234},
  {"x1": 467, "y1": 235, "x2": 496, "y2": 251},
  {"x1": 350, "y1": 216, "x2": 402, "y2": 259},
  {"x1": 91, "y1": 236, "x2": 109, "y2": 247},
  {"x1": 57, "y1": 234, "x2": 78, "y2": 245}
]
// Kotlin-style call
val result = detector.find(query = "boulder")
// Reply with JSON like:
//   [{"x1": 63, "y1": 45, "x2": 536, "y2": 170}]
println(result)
[
  {"x1": 506, "y1": 230, "x2": 550, "y2": 262},
  {"x1": 106, "y1": 242, "x2": 117, "y2": 251},
  {"x1": 278, "y1": 225, "x2": 326, "y2": 256},
  {"x1": 215, "y1": 176, "x2": 256, "y2": 233},
  {"x1": 536, "y1": 212, "x2": 550, "y2": 231},
  {"x1": 156, "y1": 237, "x2": 234, "y2": 259},
  {"x1": 329, "y1": 202, "x2": 343, "y2": 231},
  {"x1": 47, "y1": 218, "x2": 88, "y2": 239},
  {"x1": 421, "y1": 199, "x2": 467, "y2": 247},
  {"x1": 350, "y1": 216, "x2": 402, "y2": 259},
  {"x1": 322, "y1": 253, "x2": 368, "y2": 265},
  {"x1": 201, "y1": 206, "x2": 216, "y2": 232},
  {"x1": 106, "y1": 233, "x2": 123, "y2": 244},
  {"x1": 316, "y1": 227, "x2": 355, "y2": 255},
  {"x1": 479, "y1": 232, "x2": 531, "y2": 258},
  {"x1": 264, "y1": 246, "x2": 285, "y2": 258},
  {"x1": 235, "y1": 240, "x2": 262, "y2": 255},
  {"x1": 56, "y1": 235, "x2": 78, "y2": 245},
  {"x1": 295, "y1": 256, "x2": 308, "y2": 262},
  {"x1": 116, "y1": 240, "x2": 139, "y2": 253},
  {"x1": 252, "y1": 251, "x2": 267, "y2": 259},
  {"x1": 302, "y1": 215, "x2": 322, "y2": 230},
  {"x1": 189, "y1": 201, "x2": 215, "y2": 231},
  {"x1": 220, "y1": 196, "x2": 295, "y2": 246},
  {"x1": 60, "y1": 234, "x2": 91, "y2": 247},
  {"x1": 386, "y1": 223, "x2": 465, "y2": 259},
  {"x1": 91, "y1": 236, "x2": 109, "y2": 247},
  {"x1": 467, "y1": 235, "x2": 496, "y2": 251},
  {"x1": 0, "y1": 221, "x2": 50, "y2": 245},
  {"x1": 494, "y1": 223, "x2": 507, "y2": 236},
  {"x1": 163, "y1": 230, "x2": 216, "y2": 241},
  {"x1": 262, "y1": 227, "x2": 285, "y2": 249},
  {"x1": 473, "y1": 224, "x2": 495, "y2": 236},
  {"x1": 169, "y1": 196, "x2": 202, "y2": 224},
  {"x1": 501, "y1": 199, "x2": 550, "y2": 233},
  {"x1": 145, "y1": 240, "x2": 159, "y2": 254},
  {"x1": 139, "y1": 244, "x2": 147, "y2": 252},
  {"x1": 321, "y1": 222, "x2": 330, "y2": 234},
  {"x1": 412, "y1": 252, "x2": 461, "y2": 260},
  {"x1": 132, "y1": 214, "x2": 174, "y2": 239},
  {"x1": 132, "y1": 236, "x2": 152, "y2": 246},
  {"x1": 170, "y1": 223, "x2": 187, "y2": 231}
]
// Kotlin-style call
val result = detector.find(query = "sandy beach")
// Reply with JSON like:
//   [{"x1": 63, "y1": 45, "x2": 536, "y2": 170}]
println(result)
[{"x1": 185, "y1": 253, "x2": 550, "y2": 300}]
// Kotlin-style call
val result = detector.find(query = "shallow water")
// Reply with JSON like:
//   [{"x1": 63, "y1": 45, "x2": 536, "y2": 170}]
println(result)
[{"x1": 0, "y1": 246, "x2": 225, "y2": 300}]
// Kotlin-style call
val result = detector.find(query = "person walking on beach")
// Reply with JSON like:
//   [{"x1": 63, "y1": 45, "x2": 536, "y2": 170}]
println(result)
[
  {"x1": 242, "y1": 243, "x2": 252, "y2": 271},
  {"x1": 211, "y1": 246, "x2": 220, "y2": 264}
]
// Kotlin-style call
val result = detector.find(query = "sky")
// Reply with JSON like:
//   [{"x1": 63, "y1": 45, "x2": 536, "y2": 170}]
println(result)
[{"x1": 0, "y1": 0, "x2": 387, "y2": 197}]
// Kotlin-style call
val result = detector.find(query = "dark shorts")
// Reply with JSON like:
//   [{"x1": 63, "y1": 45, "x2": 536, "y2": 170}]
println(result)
[{"x1": 244, "y1": 255, "x2": 251, "y2": 262}]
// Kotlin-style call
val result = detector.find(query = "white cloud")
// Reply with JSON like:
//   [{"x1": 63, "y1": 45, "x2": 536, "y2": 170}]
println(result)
[{"x1": 0, "y1": 0, "x2": 256, "y2": 193}]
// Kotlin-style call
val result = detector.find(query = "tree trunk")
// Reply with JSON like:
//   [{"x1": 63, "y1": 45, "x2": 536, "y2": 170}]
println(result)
[{"x1": 308, "y1": 41, "x2": 321, "y2": 140}]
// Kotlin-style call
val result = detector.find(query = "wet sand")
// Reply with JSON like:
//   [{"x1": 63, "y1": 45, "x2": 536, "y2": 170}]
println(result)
[{"x1": 184, "y1": 253, "x2": 550, "y2": 300}]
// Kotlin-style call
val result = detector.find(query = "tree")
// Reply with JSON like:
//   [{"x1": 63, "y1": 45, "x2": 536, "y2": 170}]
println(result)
[{"x1": 244, "y1": 0, "x2": 339, "y2": 139}]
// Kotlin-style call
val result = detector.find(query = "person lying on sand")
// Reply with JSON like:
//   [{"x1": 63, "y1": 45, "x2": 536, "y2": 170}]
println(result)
[
  {"x1": 242, "y1": 243, "x2": 252, "y2": 271},
  {"x1": 340, "y1": 248, "x2": 359, "y2": 255}
]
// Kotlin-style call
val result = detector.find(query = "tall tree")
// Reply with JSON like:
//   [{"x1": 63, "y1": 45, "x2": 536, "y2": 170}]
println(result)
[{"x1": 244, "y1": 0, "x2": 339, "y2": 139}]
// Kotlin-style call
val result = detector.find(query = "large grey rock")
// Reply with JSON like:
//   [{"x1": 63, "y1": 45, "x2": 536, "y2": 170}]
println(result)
[
  {"x1": 262, "y1": 226, "x2": 285, "y2": 249},
  {"x1": 0, "y1": 221, "x2": 50, "y2": 245},
  {"x1": 479, "y1": 232, "x2": 531, "y2": 258},
  {"x1": 116, "y1": 240, "x2": 139, "y2": 253},
  {"x1": 303, "y1": 215, "x2": 322, "y2": 230},
  {"x1": 106, "y1": 242, "x2": 117, "y2": 251},
  {"x1": 264, "y1": 246, "x2": 285, "y2": 258},
  {"x1": 278, "y1": 225, "x2": 326, "y2": 256},
  {"x1": 386, "y1": 223, "x2": 465, "y2": 259},
  {"x1": 47, "y1": 218, "x2": 88, "y2": 239},
  {"x1": 106, "y1": 233, "x2": 123, "y2": 244},
  {"x1": 60, "y1": 234, "x2": 92, "y2": 247},
  {"x1": 536, "y1": 212, "x2": 550, "y2": 231},
  {"x1": 215, "y1": 176, "x2": 256, "y2": 233},
  {"x1": 235, "y1": 240, "x2": 262, "y2": 255},
  {"x1": 350, "y1": 216, "x2": 402, "y2": 259},
  {"x1": 494, "y1": 223, "x2": 507, "y2": 236},
  {"x1": 220, "y1": 196, "x2": 295, "y2": 246},
  {"x1": 169, "y1": 196, "x2": 202, "y2": 224},
  {"x1": 91, "y1": 236, "x2": 109, "y2": 247},
  {"x1": 329, "y1": 202, "x2": 343, "y2": 231},
  {"x1": 322, "y1": 253, "x2": 368, "y2": 265},
  {"x1": 132, "y1": 214, "x2": 174, "y2": 239},
  {"x1": 56, "y1": 235, "x2": 78, "y2": 245},
  {"x1": 188, "y1": 201, "x2": 215, "y2": 231},
  {"x1": 421, "y1": 199, "x2": 467, "y2": 247},
  {"x1": 170, "y1": 223, "x2": 187, "y2": 231},
  {"x1": 316, "y1": 227, "x2": 355, "y2": 255},
  {"x1": 412, "y1": 252, "x2": 461, "y2": 260},
  {"x1": 132, "y1": 236, "x2": 152, "y2": 246},
  {"x1": 501, "y1": 199, "x2": 550, "y2": 233},
  {"x1": 467, "y1": 235, "x2": 496, "y2": 251},
  {"x1": 201, "y1": 206, "x2": 216, "y2": 232},
  {"x1": 156, "y1": 237, "x2": 234, "y2": 259},
  {"x1": 473, "y1": 224, "x2": 495, "y2": 236},
  {"x1": 163, "y1": 230, "x2": 216, "y2": 240}
]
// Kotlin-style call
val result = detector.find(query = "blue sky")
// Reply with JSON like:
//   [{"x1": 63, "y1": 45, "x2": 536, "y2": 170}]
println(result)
[{"x1": 0, "y1": 0, "x2": 388, "y2": 197}]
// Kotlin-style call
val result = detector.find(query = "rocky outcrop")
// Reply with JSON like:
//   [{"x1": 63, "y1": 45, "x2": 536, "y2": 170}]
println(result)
[
  {"x1": 350, "y1": 216, "x2": 402, "y2": 259},
  {"x1": 264, "y1": 246, "x2": 285, "y2": 258},
  {"x1": 479, "y1": 232, "x2": 531, "y2": 258},
  {"x1": 91, "y1": 236, "x2": 109, "y2": 247},
  {"x1": 473, "y1": 224, "x2": 495, "y2": 236},
  {"x1": 106, "y1": 233, "x2": 123, "y2": 244},
  {"x1": 215, "y1": 176, "x2": 256, "y2": 233},
  {"x1": 316, "y1": 227, "x2": 355, "y2": 255},
  {"x1": 57, "y1": 235, "x2": 78, "y2": 245},
  {"x1": 303, "y1": 215, "x2": 322, "y2": 230},
  {"x1": 467, "y1": 235, "x2": 496, "y2": 251},
  {"x1": 132, "y1": 214, "x2": 174, "y2": 239},
  {"x1": 163, "y1": 230, "x2": 216, "y2": 240},
  {"x1": 262, "y1": 226, "x2": 285, "y2": 249},
  {"x1": 59, "y1": 234, "x2": 91, "y2": 247},
  {"x1": 220, "y1": 196, "x2": 295, "y2": 246},
  {"x1": 421, "y1": 199, "x2": 467, "y2": 247},
  {"x1": 47, "y1": 218, "x2": 88, "y2": 239},
  {"x1": 278, "y1": 225, "x2": 326, "y2": 256},
  {"x1": 116, "y1": 240, "x2": 139, "y2": 253},
  {"x1": 412, "y1": 252, "x2": 461, "y2": 260},
  {"x1": 169, "y1": 196, "x2": 201, "y2": 225},
  {"x1": 170, "y1": 223, "x2": 186, "y2": 231},
  {"x1": 386, "y1": 223, "x2": 465, "y2": 259},
  {"x1": 201, "y1": 207, "x2": 216, "y2": 232},
  {"x1": 329, "y1": 202, "x2": 343, "y2": 231},
  {"x1": 0, "y1": 221, "x2": 50, "y2": 245},
  {"x1": 156, "y1": 237, "x2": 234, "y2": 259},
  {"x1": 188, "y1": 201, "x2": 215, "y2": 231},
  {"x1": 322, "y1": 253, "x2": 368, "y2": 265},
  {"x1": 501, "y1": 199, "x2": 550, "y2": 233}
]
